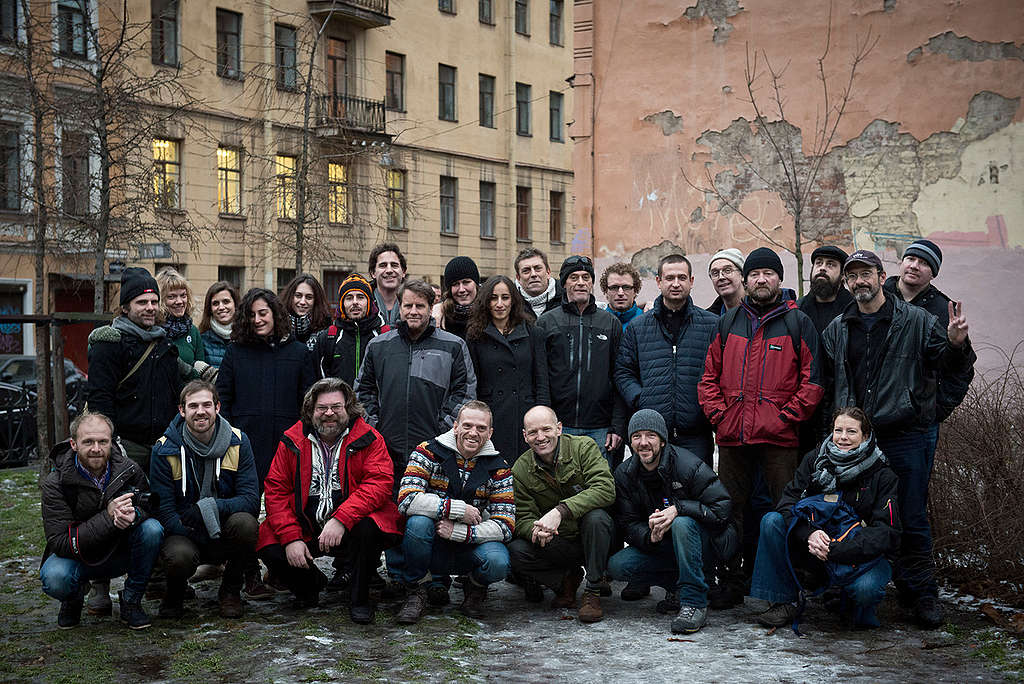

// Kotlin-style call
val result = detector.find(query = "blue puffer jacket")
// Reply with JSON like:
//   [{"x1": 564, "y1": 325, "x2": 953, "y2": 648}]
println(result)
[{"x1": 615, "y1": 296, "x2": 718, "y2": 438}]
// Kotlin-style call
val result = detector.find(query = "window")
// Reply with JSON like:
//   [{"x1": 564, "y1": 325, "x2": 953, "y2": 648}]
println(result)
[
  {"x1": 479, "y1": 181, "x2": 495, "y2": 238},
  {"x1": 326, "y1": 38, "x2": 347, "y2": 98},
  {"x1": 216, "y1": 9, "x2": 241, "y2": 79},
  {"x1": 0, "y1": 126, "x2": 18, "y2": 211},
  {"x1": 277, "y1": 268, "x2": 295, "y2": 290},
  {"x1": 438, "y1": 64, "x2": 456, "y2": 121},
  {"x1": 386, "y1": 169, "x2": 405, "y2": 230},
  {"x1": 323, "y1": 269, "x2": 350, "y2": 312},
  {"x1": 516, "y1": 82, "x2": 531, "y2": 136},
  {"x1": 217, "y1": 147, "x2": 241, "y2": 214},
  {"x1": 439, "y1": 0, "x2": 455, "y2": 13},
  {"x1": 549, "y1": 91, "x2": 563, "y2": 142},
  {"x1": 275, "y1": 24, "x2": 297, "y2": 90},
  {"x1": 515, "y1": 0, "x2": 529, "y2": 35},
  {"x1": 151, "y1": 0, "x2": 177, "y2": 65},
  {"x1": 440, "y1": 176, "x2": 457, "y2": 235},
  {"x1": 478, "y1": 0, "x2": 493, "y2": 24},
  {"x1": 1, "y1": 0, "x2": 16, "y2": 44},
  {"x1": 549, "y1": 191, "x2": 564, "y2": 243},
  {"x1": 328, "y1": 162, "x2": 348, "y2": 224},
  {"x1": 478, "y1": 74, "x2": 495, "y2": 128},
  {"x1": 62, "y1": 132, "x2": 89, "y2": 216},
  {"x1": 218, "y1": 265, "x2": 244, "y2": 288},
  {"x1": 152, "y1": 138, "x2": 180, "y2": 209},
  {"x1": 275, "y1": 155, "x2": 296, "y2": 219},
  {"x1": 516, "y1": 186, "x2": 531, "y2": 240},
  {"x1": 57, "y1": 0, "x2": 87, "y2": 57},
  {"x1": 549, "y1": 0, "x2": 563, "y2": 45},
  {"x1": 385, "y1": 52, "x2": 404, "y2": 111}
]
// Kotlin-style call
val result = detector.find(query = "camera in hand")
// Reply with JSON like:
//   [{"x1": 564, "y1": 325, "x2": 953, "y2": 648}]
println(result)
[{"x1": 129, "y1": 487, "x2": 152, "y2": 511}]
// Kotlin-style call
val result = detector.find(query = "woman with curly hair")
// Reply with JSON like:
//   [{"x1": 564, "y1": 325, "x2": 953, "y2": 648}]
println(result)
[
  {"x1": 281, "y1": 274, "x2": 331, "y2": 350},
  {"x1": 198, "y1": 281, "x2": 240, "y2": 368},
  {"x1": 156, "y1": 267, "x2": 206, "y2": 367}
]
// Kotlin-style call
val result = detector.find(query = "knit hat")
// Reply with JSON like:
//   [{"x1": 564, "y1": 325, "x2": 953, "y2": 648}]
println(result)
[
  {"x1": 903, "y1": 239, "x2": 942, "y2": 276},
  {"x1": 558, "y1": 255, "x2": 595, "y2": 287},
  {"x1": 810, "y1": 245, "x2": 849, "y2": 266},
  {"x1": 444, "y1": 256, "x2": 481, "y2": 288},
  {"x1": 337, "y1": 274, "x2": 373, "y2": 320},
  {"x1": 627, "y1": 409, "x2": 668, "y2": 443},
  {"x1": 742, "y1": 247, "x2": 784, "y2": 280},
  {"x1": 708, "y1": 248, "x2": 745, "y2": 274},
  {"x1": 119, "y1": 267, "x2": 159, "y2": 306}
]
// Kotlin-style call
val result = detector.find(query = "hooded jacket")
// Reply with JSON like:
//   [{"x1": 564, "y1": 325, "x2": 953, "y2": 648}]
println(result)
[{"x1": 310, "y1": 311, "x2": 390, "y2": 387}]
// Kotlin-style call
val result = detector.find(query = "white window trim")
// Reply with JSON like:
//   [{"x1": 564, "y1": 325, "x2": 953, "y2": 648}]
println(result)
[
  {"x1": 0, "y1": 278, "x2": 34, "y2": 351},
  {"x1": 0, "y1": 0, "x2": 29, "y2": 55},
  {"x1": 54, "y1": 122, "x2": 100, "y2": 217},
  {"x1": 50, "y1": 0, "x2": 99, "y2": 72}
]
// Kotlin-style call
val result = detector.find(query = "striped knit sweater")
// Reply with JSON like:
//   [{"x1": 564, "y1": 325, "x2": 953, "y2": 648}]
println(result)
[{"x1": 397, "y1": 430, "x2": 515, "y2": 544}]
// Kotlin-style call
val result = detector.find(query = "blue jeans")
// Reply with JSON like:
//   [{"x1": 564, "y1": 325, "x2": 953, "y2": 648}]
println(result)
[
  {"x1": 40, "y1": 517, "x2": 164, "y2": 604},
  {"x1": 877, "y1": 425, "x2": 939, "y2": 601},
  {"x1": 400, "y1": 515, "x2": 510, "y2": 587},
  {"x1": 563, "y1": 427, "x2": 609, "y2": 467},
  {"x1": 607, "y1": 516, "x2": 711, "y2": 607},
  {"x1": 750, "y1": 512, "x2": 892, "y2": 627}
]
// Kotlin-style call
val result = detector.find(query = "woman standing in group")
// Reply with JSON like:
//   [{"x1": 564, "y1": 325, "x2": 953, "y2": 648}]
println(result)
[
  {"x1": 432, "y1": 256, "x2": 480, "y2": 340},
  {"x1": 466, "y1": 275, "x2": 550, "y2": 463},
  {"x1": 198, "y1": 281, "x2": 240, "y2": 368},
  {"x1": 281, "y1": 274, "x2": 331, "y2": 350},
  {"x1": 156, "y1": 267, "x2": 206, "y2": 367}
]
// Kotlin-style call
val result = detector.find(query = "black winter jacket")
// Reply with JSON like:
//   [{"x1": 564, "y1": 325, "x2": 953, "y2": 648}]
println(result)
[
  {"x1": 468, "y1": 322, "x2": 550, "y2": 464},
  {"x1": 820, "y1": 297, "x2": 975, "y2": 436},
  {"x1": 797, "y1": 287, "x2": 855, "y2": 336},
  {"x1": 613, "y1": 444, "x2": 737, "y2": 560},
  {"x1": 310, "y1": 312, "x2": 389, "y2": 387},
  {"x1": 537, "y1": 295, "x2": 626, "y2": 433},
  {"x1": 615, "y1": 296, "x2": 717, "y2": 440},
  {"x1": 215, "y1": 336, "x2": 317, "y2": 482}
]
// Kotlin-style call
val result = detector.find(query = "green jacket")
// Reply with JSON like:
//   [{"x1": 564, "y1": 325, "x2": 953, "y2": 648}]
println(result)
[
  {"x1": 171, "y1": 324, "x2": 206, "y2": 367},
  {"x1": 511, "y1": 434, "x2": 615, "y2": 542}
]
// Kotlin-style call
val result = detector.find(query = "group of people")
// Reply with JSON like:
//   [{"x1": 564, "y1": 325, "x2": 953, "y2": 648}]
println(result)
[{"x1": 39, "y1": 237, "x2": 974, "y2": 637}]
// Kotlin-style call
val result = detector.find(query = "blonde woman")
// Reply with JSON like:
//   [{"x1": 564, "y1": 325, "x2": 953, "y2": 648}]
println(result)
[{"x1": 156, "y1": 267, "x2": 206, "y2": 367}]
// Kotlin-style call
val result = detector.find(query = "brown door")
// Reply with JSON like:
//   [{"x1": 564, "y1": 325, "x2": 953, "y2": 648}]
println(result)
[{"x1": 326, "y1": 38, "x2": 348, "y2": 118}]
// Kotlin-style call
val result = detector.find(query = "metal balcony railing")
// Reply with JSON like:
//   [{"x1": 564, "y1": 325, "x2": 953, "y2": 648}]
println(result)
[
  {"x1": 316, "y1": 94, "x2": 387, "y2": 135},
  {"x1": 308, "y1": 1, "x2": 390, "y2": 28}
]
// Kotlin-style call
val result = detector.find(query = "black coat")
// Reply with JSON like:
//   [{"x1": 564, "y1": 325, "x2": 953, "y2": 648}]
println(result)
[
  {"x1": 216, "y1": 336, "x2": 317, "y2": 483},
  {"x1": 467, "y1": 322, "x2": 550, "y2": 464},
  {"x1": 310, "y1": 313, "x2": 389, "y2": 387}
]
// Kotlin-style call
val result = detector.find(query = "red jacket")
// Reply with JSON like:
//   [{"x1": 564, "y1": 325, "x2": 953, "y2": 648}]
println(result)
[
  {"x1": 257, "y1": 417, "x2": 402, "y2": 551},
  {"x1": 698, "y1": 299, "x2": 823, "y2": 448}
]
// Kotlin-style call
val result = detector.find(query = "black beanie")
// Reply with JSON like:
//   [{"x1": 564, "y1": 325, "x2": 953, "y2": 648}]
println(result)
[
  {"x1": 558, "y1": 255, "x2": 595, "y2": 286},
  {"x1": 119, "y1": 267, "x2": 159, "y2": 306},
  {"x1": 810, "y1": 245, "x2": 849, "y2": 266},
  {"x1": 903, "y1": 239, "x2": 942, "y2": 276},
  {"x1": 742, "y1": 247, "x2": 784, "y2": 280},
  {"x1": 444, "y1": 256, "x2": 480, "y2": 288}
]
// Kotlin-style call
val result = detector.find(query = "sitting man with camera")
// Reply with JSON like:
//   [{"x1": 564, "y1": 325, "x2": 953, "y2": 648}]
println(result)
[{"x1": 40, "y1": 412, "x2": 164, "y2": 630}]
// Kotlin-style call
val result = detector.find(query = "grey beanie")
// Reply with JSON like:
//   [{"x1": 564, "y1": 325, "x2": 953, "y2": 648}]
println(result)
[
  {"x1": 627, "y1": 409, "x2": 668, "y2": 442},
  {"x1": 708, "y1": 248, "x2": 745, "y2": 274}
]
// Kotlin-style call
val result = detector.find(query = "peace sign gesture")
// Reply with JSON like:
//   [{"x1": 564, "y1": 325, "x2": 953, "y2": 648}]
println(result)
[{"x1": 947, "y1": 300, "x2": 969, "y2": 348}]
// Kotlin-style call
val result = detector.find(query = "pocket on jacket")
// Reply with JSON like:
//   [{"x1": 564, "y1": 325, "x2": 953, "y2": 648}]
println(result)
[
  {"x1": 716, "y1": 392, "x2": 743, "y2": 441},
  {"x1": 750, "y1": 397, "x2": 797, "y2": 445},
  {"x1": 410, "y1": 349, "x2": 453, "y2": 389}
]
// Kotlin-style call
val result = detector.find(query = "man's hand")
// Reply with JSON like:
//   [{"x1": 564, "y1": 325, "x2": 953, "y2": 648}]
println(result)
[
  {"x1": 106, "y1": 492, "x2": 136, "y2": 530},
  {"x1": 318, "y1": 518, "x2": 346, "y2": 553},
  {"x1": 947, "y1": 300, "x2": 969, "y2": 348},
  {"x1": 461, "y1": 504, "x2": 483, "y2": 525},
  {"x1": 436, "y1": 518, "x2": 455, "y2": 540},
  {"x1": 606, "y1": 432, "x2": 622, "y2": 452},
  {"x1": 535, "y1": 508, "x2": 563, "y2": 537},
  {"x1": 286, "y1": 540, "x2": 313, "y2": 568},
  {"x1": 648, "y1": 506, "x2": 677, "y2": 543},
  {"x1": 807, "y1": 530, "x2": 831, "y2": 561},
  {"x1": 531, "y1": 523, "x2": 554, "y2": 547}
]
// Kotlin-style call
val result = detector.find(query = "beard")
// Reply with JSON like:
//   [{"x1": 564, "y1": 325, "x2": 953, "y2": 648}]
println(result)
[
  {"x1": 748, "y1": 284, "x2": 781, "y2": 305},
  {"x1": 809, "y1": 275, "x2": 840, "y2": 299},
  {"x1": 852, "y1": 283, "x2": 879, "y2": 303},
  {"x1": 314, "y1": 416, "x2": 345, "y2": 441}
]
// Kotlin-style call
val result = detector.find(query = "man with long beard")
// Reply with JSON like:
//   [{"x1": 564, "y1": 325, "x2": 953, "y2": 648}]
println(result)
[{"x1": 797, "y1": 245, "x2": 854, "y2": 335}]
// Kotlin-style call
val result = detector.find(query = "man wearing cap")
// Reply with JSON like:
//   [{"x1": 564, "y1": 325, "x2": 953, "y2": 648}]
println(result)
[
  {"x1": 515, "y1": 248, "x2": 563, "y2": 319},
  {"x1": 798, "y1": 245, "x2": 854, "y2": 335},
  {"x1": 311, "y1": 274, "x2": 390, "y2": 387},
  {"x1": 706, "y1": 248, "x2": 745, "y2": 315},
  {"x1": 698, "y1": 247, "x2": 823, "y2": 606},
  {"x1": 432, "y1": 256, "x2": 480, "y2": 340},
  {"x1": 820, "y1": 249, "x2": 974, "y2": 628},
  {"x1": 608, "y1": 409, "x2": 735, "y2": 634},
  {"x1": 536, "y1": 255, "x2": 626, "y2": 463}
]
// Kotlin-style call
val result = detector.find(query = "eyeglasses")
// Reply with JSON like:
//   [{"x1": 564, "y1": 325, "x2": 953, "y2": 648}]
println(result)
[
  {"x1": 314, "y1": 403, "x2": 345, "y2": 415},
  {"x1": 844, "y1": 270, "x2": 877, "y2": 283},
  {"x1": 606, "y1": 284, "x2": 634, "y2": 292},
  {"x1": 709, "y1": 267, "x2": 737, "y2": 278}
]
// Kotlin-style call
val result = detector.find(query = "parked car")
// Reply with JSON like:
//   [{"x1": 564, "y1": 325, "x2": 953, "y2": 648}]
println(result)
[
  {"x1": 0, "y1": 355, "x2": 87, "y2": 412},
  {"x1": 0, "y1": 381, "x2": 37, "y2": 467}
]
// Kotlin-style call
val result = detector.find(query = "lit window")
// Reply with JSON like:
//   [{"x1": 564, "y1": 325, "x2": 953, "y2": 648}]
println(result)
[
  {"x1": 275, "y1": 154, "x2": 296, "y2": 219},
  {"x1": 152, "y1": 138, "x2": 180, "y2": 209},
  {"x1": 328, "y1": 162, "x2": 348, "y2": 224},
  {"x1": 386, "y1": 169, "x2": 405, "y2": 230},
  {"x1": 217, "y1": 147, "x2": 241, "y2": 214}
]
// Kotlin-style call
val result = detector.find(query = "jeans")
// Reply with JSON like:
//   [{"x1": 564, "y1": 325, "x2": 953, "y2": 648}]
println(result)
[
  {"x1": 400, "y1": 515, "x2": 510, "y2": 587},
  {"x1": 607, "y1": 516, "x2": 711, "y2": 607},
  {"x1": 877, "y1": 425, "x2": 939, "y2": 601},
  {"x1": 161, "y1": 512, "x2": 258, "y2": 594},
  {"x1": 750, "y1": 512, "x2": 892, "y2": 627},
  {"x1": 40, "y1": 517, "x2": 164, "y2": 604},
  {"x1": 508, "y1": 508, "x2": 614, "y2": 589},
  {"x1": 563, "y1": 427, "x2": 610, "y2": 468}
]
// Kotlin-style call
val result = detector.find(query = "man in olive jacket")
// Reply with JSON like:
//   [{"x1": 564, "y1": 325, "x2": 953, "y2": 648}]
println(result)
[{"x1": 509, "y1": 406, "x2": 616, "y2": 623}]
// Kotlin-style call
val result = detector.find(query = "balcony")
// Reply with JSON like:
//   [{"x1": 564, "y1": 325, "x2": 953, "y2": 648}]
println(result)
[
  {"x1": 316, "y1": 94, "x2": 387, "y2": 136},
  {"x1": 308, "y1": 0, "x2": 390, "y2": 28}
]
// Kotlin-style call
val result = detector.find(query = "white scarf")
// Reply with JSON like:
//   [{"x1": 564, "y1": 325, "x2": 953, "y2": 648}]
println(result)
[
  {"x1": 518, "y1": 277, "x2": 557, "y2": 317},
  {"x1": 209, "y1": 319, "x2": 232, "y2": 340}
]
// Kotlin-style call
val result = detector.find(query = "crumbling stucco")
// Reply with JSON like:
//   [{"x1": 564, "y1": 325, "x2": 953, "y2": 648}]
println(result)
[
  {"x1": 643, "y1": 110, "x2": 684, "y2": 136},
  {"x1": 630, "y1": 239, "x2": 686, "y2": 275},
  {"x1": 915, "y1": 32, "x2": 1024, "y2": 63},
  {"x1": 681, "y1": 0, "x2": 744, "y2": 45}
]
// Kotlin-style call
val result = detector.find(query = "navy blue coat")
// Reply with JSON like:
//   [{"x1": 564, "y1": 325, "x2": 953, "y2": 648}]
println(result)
[{"x1": 615, "y1": 296, "x2": 718, "y2": 439}]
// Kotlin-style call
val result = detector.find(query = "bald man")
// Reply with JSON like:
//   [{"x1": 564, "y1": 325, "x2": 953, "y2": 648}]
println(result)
[{"x1": 508, "y1": 406, "x2": 616, "y2": 623}]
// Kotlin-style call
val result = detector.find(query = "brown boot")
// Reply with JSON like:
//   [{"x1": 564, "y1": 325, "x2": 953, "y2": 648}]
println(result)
[
  {"x1": 551, "y1": 566, "x2": 584, "y2": 610},
  {"x1": 396, "y1": 585, "x2": 427, "y2": 625},
  {"x1": 459, "y1": 581, "x2": 488, "y2": 620},
  {"x1": 218, "y1": 588, "x2": 244, "y2": 619},
  {"x1": 578, "y1": 588, "x2": 603, "y2": 623}
]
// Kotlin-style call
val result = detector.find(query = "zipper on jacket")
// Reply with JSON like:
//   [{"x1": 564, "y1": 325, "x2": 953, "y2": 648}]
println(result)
[{"x1": 575, "y1": 314, "x2": 584, "y2": 425}]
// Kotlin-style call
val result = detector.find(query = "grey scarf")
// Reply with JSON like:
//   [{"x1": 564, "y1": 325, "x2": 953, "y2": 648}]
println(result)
[
  {"x1": 809, "y1": 436, "x2": 887, "y2": 494},
  {"x1": 209, "y1": 319, "x2": 232, "y2": 340},
  {"x1": 112, "y1": 315, "x2": 167, "y2": 341},
  {"x1": 180, "y1": 415, "x2": 233, "y2": 499}
]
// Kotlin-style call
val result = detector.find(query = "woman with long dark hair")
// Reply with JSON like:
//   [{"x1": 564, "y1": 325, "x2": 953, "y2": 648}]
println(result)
[
  {"x1": 198, "y1": 281, "x2": 240, "y2": 368},
  {"x1": 281, "y1": 274, "x2": 331, "y2": 349},
  {"x1": 466, "y1": 275, "x2": 549, "y2": 463}
]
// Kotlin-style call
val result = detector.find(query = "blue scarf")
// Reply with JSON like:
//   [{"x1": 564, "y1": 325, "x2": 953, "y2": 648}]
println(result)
[{"x1": 607, "y1": 303, "x2": 643, "y2": 331}]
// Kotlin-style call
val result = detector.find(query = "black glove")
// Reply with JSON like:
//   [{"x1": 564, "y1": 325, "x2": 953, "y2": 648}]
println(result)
[{"x1": 180, "y1": 503, "x2": 203, "y2": 529}]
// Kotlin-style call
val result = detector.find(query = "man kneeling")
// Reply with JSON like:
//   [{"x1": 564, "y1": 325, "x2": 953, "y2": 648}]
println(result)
[
  {"x1": 40, "y1": 412, "x2": 163, "y2": 629},
  {"x1": 396, "y1": 401, "x2": 514, "y2": 624},
  {"x1": 608, "y1": 410, "x2": 736, "y2": 634},
  {"x1": 150, "y1": 380, "x2": 260, "y2": 619}
]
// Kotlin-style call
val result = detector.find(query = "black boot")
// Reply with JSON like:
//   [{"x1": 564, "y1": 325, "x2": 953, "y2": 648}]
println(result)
[{"x1": 118, "y1": 590, "x2": 152, "y2": 630}]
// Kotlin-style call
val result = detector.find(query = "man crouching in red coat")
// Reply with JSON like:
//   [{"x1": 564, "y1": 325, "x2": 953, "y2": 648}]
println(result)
[{"x1": 256, "y1": 378, "x2": 402, "y2": 624}]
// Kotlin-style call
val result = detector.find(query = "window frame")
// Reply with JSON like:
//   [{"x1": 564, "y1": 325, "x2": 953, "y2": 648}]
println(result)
[
  {"x1": 0, "y1": 124, "x2": 20, "y2": 211},
  {"x1": 549, "y1": 0, "x2": 563, "y2": 46},
  {"x1": 479, "y1": 180, "x2": 495, "y2": 239},
  {"x1": 327, "y1": 162, "x2": 348, "y2": 225},
  {"x1": 151, "y1": 0, "x2": 178, "y2": 66},
  {"x1": 275, "y1": 154, "x2": 297, "y2": 220},
  {"x1": 217, "y1": 146, "x2": 242, "y2": 215},
  {"x1": 0, "y1": 0, "x2": 17, "y2": 45},
  {"x1": 216, "y1": 8, "x2": 242, "y2": 80},
  {"x1": 516, "y1": 186, "x2": 531, "y2": 241},
  {"x1": 549, "y1": 190, "x2": 564, "y2": 243},
  {"x1": 549, "y1": 90, "x2": 564, "y2": 142},
  {"x1": 385, "y1": 52, "x2": 405, "y2": 111},
  {"x1": 152, "y1": 138, "x2": 181, "y2": 210},
  {"x1": 515, "y1": 82, "x2": 531, "y2": 136},
  {"x1": 61, "y1": 131, "x2": 90, "y2": 217},
  {"x1": 478, "y1": 0, "x2": 493, "y2": 25},
  {"x1": 386, "y1": 169, "x2": 406, "y2": 231},
  {"x1": 57, "y1": 0, "x2": 87, "y2": 58},
  {"x1": 274, "y1": 23, "x2": 297, "y2": 91},
  {"x1": 438, "y1": 0, "x2": 455, "y2": 14},
  {"x1": 514, "y1": 0, "x2": 529, "y2": 36},
  {"x1": 438, "y1": 63, "x2": 457, "y2": 122},
  {"x1": 478, "y1": 73, "x2": 495, "y2": 128},
  {"x1": 440, "y1": 175, "x2": 457, "y2": 235}
]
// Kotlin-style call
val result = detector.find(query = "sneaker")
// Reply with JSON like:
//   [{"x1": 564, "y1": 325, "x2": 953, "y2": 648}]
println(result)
[
  {"x1": 57, "y1": 598, "x2": 83, "y2": 629},
  {"x1": 756, "y1": 602, "x2": 798, "y2": 627},
  {"x1": 914, "y1": 595, "x2": 944, "y2": 629},
  {"x1": 218, "y1": 590, "x2": 244, "y2": 619},
  {"x1": 621, "y1": 582, "x2": 651, "y2": 601},
  {"x1": 117, "y1": 591, "x2": 152, "y2": 630},
  {"x1": 656, "y1": 591, "x2": 680, "y2": 615},
  {"x1": 426, "y1": 583, "x2": 451, "y2": 607},
  {"x1": 671, "y1": 605, "x2": 707, "y2": 634},
  {"x1": 86, "y1": 580, "x2": 112, "y2": 616},
  {"x1": 459, "y1": 581, "x2": 488, "y2": 620},
  {"x1": 578, "y1": 589, "x2": 603, "y2": 623},
  {"x1": 349, "y1": 603, "x2": 373, "y2": 625},
  {"x1": 551, "y1": 566, "x2": 584, "y2": 610},
  {"x1": 396, "y1": 586, "x2": 427, "y2": 625}
]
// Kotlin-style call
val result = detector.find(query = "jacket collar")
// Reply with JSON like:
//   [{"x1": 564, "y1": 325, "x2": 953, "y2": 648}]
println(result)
[
  {"x1": 396, "y1": 319, "x2": 436, "y2": 342},
  {"x1": 652, "y1": 295, "x2": 692, "y2": 321},
  {"x1": 560, "y1": 294, "x2": 597, "y2": 316},
  {"x1": 435, "y1": 428, "x2": 499, "y2": 458},
  {"x1": 484, "y1": 321, "x2": 528, "y2": 343}
]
